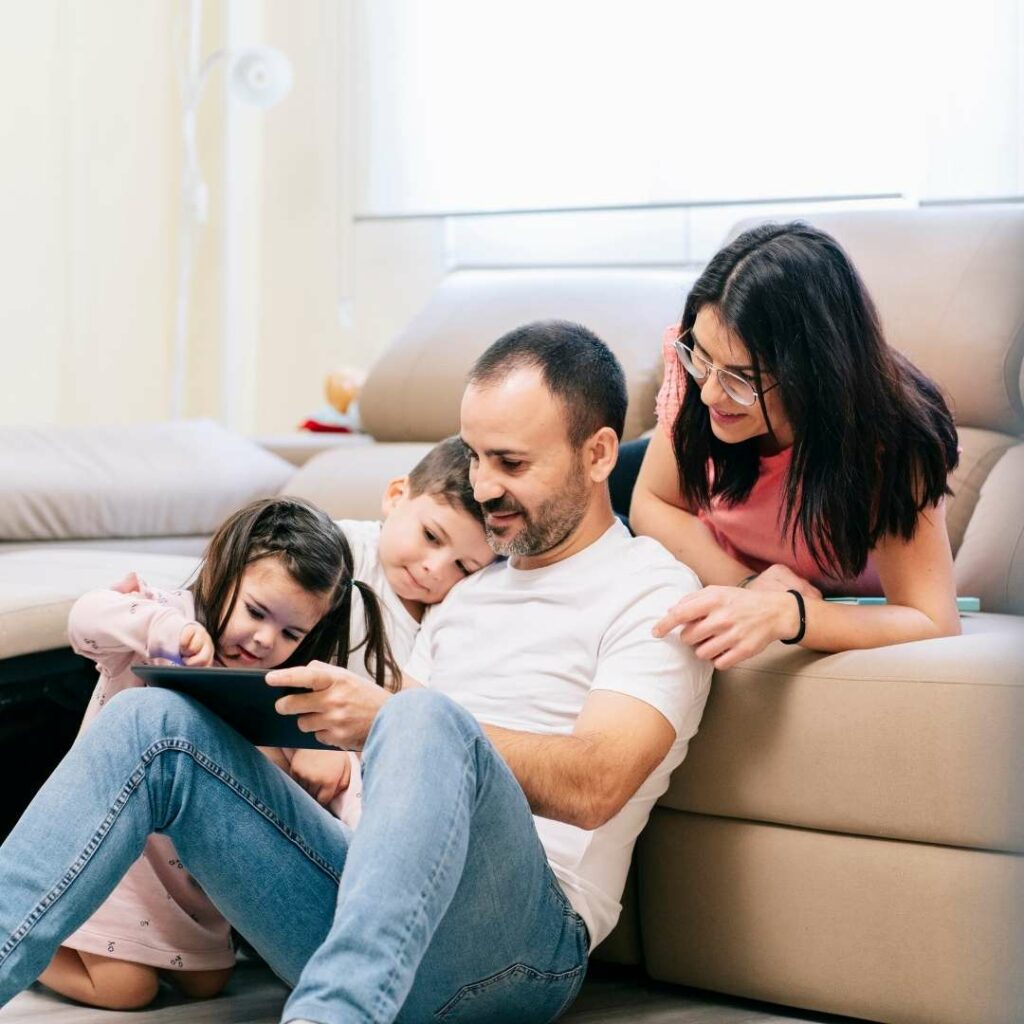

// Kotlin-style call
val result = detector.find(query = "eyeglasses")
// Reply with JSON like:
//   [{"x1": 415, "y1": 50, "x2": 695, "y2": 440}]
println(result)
[{"x1": 673, "y1": 331, "x2": 779, "y2": 408}]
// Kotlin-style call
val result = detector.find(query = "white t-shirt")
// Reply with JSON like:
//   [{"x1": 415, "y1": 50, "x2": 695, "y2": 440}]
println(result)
[
  {"x1": 337, "y1": 518, "x2": 420, "y2": 678},
  {"x1": 404, "y1": 520, "x2": 712, "y2": 947}
]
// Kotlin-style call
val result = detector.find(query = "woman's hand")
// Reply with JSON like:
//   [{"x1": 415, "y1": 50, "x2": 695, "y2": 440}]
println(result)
[
  {"x1": 179, "y1": 622, "x2": 215, "y2": 667},
  {"x1": 287, "y1": 748, "x2": 353, "y2": 806},
  {"x1": 652, "y1": 585, "x2": 804, "y2": 669},
  {"x1": 745, "y1": 563, "x2": 822, "y2": 601}
]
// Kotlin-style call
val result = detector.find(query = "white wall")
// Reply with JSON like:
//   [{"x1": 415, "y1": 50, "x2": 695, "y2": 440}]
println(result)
[{"x1": 0, "y1": 2, "x2": 182, "y2": 427}]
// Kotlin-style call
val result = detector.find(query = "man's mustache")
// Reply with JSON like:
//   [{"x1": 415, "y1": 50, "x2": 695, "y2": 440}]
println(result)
[{"x1": 481, "y1": 498, "x2": 525, "y2": 516}]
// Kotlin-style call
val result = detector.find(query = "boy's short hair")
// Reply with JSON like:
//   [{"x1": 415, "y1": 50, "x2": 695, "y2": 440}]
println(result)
[{"x1": 406, "y1": 436, "x2": 484, "y2": 526}]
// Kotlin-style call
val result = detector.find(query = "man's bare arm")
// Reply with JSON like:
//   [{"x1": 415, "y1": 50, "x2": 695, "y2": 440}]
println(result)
[
  {"x1": 484, "y1": 690, "x2": 676, "y2": 831},
  {"x1": 269, "y1": 665, "x2": 676, "y2": 828}
]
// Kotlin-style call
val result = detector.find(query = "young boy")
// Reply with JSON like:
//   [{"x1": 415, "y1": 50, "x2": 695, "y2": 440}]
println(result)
[{"x1": 279, "y1": 436, "x2": 494, "y2": 821}]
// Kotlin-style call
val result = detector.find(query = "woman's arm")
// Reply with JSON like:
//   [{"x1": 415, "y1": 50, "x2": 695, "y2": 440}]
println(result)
[
  {"x1": 797, "y1": 500, "x2": 961, "y2": 651},
  {"x1": 629, "y1": 426, "x2": 752, "y2": 586},
  {"x1": 654, "y1": 503, "x2": 961, "y2": 666}
]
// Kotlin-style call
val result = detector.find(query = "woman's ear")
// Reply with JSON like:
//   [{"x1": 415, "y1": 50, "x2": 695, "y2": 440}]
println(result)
[{"x1": 381, "y1": 476, "x2": 410, "y2": 517}]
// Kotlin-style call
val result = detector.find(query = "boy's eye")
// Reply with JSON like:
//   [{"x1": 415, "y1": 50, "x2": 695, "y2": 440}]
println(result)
[
  {"x1": 455, "y1": 560, "x2": 469, "y2": 576},
  {"x1": 423, "y1": 528, "x2": 438, "y2": 544}
]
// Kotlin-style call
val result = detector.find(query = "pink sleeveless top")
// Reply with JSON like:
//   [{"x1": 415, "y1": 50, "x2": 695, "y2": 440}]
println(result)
[{"x1": 655, "y1": 326, "x2": 883, "y2": 596}]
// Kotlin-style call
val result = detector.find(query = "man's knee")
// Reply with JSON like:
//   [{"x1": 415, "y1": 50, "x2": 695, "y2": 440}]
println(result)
[
  {"x1": 367, "y1": 688, "x2": 479, "y2": 750},
  {"x1": 98, "y1": 686, "x2": 204, "y2": 743}
]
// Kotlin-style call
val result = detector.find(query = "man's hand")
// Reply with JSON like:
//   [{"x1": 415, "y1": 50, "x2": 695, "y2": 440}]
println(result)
[
  {"x1": 267, "y1": 661, "x2": 392, "y2": 749},
  {"x1": 179, "y1": 623, "x2": 215, "y2": 667},
  {"x1": 288, "y1": 748, "x2": 353, "y2": 806}
]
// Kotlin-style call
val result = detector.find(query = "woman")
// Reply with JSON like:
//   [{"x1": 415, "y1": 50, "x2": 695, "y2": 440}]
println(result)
[{"x1": 631, "y1": 222, "x2": 961, "y2": 668}]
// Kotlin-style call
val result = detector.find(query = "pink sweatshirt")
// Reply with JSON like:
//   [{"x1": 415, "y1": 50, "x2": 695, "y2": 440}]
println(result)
[{"x1": 655, "y1": 326, "x2": 883, "y2": 596}]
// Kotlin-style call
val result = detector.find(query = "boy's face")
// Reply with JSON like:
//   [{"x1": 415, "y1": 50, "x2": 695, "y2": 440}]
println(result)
[{"x1": 379, "y1": 479, "x2": 495, "y2": 605}]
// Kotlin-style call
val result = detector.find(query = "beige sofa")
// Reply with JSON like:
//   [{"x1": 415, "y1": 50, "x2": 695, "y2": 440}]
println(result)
[{"x1": 1, "y1": 207, "x2": 1021, "y2": 1024}]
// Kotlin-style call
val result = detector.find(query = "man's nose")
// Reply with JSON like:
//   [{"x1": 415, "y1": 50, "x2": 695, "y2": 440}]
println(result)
[{"x1": 472, "y1": 464, "x2": 504, "y2": 504}]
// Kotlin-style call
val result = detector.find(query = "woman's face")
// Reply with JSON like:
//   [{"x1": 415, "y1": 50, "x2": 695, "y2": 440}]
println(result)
[{"x1": 689, "y1": 305, "x2": 793, "y2": 452}]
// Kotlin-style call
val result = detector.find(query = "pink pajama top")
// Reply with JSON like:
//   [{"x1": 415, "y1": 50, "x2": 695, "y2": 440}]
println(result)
[
  {"x1": 655, "y1": 326, "x2": 883, "y2": 596},
  {"x1": 63, "y1": 574, "x2": 236, "y2": 971}
]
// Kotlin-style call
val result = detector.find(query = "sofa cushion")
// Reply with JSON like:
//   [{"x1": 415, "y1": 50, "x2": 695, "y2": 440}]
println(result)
[
  {"x1": 662, "y1": 614, "x2": 1024, "y2": 853},
  {"x1": 359, "y1": 269, "x2": 694, "y2": 444},
  {"x1": 954, "y1": 442, "x2": 1024, "y2": 615},
  {"x1": 0, "y1": 421, "x2": 294, "y2": 542},
  {"x1": 0, "y1": 550, "x2": 200, "y2": 661}
]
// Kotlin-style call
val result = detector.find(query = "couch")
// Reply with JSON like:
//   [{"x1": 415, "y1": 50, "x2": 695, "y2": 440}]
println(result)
[{"x1": 1, "y1": 207, "x2": 1021, "y2": 1024}]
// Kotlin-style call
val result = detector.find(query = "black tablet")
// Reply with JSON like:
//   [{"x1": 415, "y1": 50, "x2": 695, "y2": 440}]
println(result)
[{"x1": 131, "y1": 665, "x2": 336, "y2": 750}]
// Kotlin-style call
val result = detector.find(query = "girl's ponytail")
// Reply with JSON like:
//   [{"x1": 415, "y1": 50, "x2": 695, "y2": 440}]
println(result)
[{"x1": 351, "y1": 579, "x2": 402, "y2": 692}]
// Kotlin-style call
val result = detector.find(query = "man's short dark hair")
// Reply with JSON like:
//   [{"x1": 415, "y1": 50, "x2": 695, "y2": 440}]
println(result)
[
  {"x1": 467, "y1": 320, "x2": 628, "y2": 447},
  {"x1": 406, "y1": 435, "x2": 484, "y2": 525}
]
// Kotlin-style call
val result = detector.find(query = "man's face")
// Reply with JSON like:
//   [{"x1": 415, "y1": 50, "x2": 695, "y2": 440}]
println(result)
[{"x1": 460, "y1": 367, "x2": 591, "y2": 563}]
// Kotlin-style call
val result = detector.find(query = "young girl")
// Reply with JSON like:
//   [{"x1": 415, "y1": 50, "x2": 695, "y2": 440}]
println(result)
[
  {"x1": 631, "y1": 222, "x2": 962, "y2": 667},
  {"x1": 41, "y1": 497, "x2": 400, "y2": 1011}
]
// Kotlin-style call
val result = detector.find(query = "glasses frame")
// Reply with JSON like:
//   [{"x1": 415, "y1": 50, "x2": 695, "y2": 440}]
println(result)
[{"x1": 673, "y1": 330, "x2": 780, "y2": 408}]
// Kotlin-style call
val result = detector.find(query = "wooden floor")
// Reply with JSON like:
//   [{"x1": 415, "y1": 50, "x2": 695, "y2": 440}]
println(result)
[{"x1": 1, "y1": 960, "x2": 867, "y2": 1024}]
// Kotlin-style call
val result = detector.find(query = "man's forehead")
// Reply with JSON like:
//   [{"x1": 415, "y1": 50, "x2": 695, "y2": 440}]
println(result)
[{"x1": 461, "y1": 368, "x2": 567, "y2": 439}]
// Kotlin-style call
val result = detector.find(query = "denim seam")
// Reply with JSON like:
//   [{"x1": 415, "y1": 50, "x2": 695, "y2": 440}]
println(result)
[
  {"x1": 435, "y1": 961, "x2": 587, "y2": 1022},
  {"x1": 0, "y1": 737, "x2": 340, "y2": 968},
  {"x1": 368, "y1": 732, "x2": 477, "y2": 1024}
]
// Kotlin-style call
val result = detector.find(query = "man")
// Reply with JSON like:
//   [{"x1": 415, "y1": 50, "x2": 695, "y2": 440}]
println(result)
[{"x1": 0, "y1": 321, "x2": 711, "y2": 1023}]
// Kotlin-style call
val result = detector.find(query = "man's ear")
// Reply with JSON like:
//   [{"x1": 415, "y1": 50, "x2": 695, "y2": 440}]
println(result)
[
  {"x1": 381, "y1": 476, "x2": 410, "y2": 517},
  {"x1": 586, "y1": 427, "x2": 620, "y2": 484}
]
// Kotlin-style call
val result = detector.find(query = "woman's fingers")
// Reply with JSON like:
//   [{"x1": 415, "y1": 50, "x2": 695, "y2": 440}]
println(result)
[{"x1": 652, "y1": 589, "x2": 720, "y2": 638}]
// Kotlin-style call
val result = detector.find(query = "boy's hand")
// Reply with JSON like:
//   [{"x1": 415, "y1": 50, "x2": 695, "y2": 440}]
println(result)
[
  {"x1": 179, "y1": 623, "x2": 215, "y2": 667},
  {"x1": 288, "y1": 748, "x2": 353, "y2": 806}
]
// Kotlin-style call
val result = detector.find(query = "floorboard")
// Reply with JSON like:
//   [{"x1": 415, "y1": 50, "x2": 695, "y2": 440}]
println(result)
[{"x1": 0, "y1": 962, "x2": 868, "y2": 1024}]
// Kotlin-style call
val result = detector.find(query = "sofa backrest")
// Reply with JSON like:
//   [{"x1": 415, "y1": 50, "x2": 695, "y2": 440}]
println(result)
[{"x1": 359, "y1": 268, "x2": 692, "y2": 443}]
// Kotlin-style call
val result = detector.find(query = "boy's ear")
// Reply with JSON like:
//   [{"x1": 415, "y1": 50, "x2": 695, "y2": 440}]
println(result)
[{"x1": 381, "y1": 476, "x2": 410, "y2": 517}]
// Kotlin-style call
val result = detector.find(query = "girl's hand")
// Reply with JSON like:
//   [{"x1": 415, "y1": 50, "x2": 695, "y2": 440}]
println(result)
[
  {"x1": 652, "y1": 585, "x2": 804, "y2": 669},
  {"x1": 179, "y1": 623, "x2": 215, "y2": 667},
  {"x1": 288, "y1": 748, "x2": 353, "y2": 806},
  {"x1": 746, "y1": 563, "x2": 822, "y2": 601}
]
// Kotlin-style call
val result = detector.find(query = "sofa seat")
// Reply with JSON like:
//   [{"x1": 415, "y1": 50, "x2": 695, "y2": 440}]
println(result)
[{"x1": 0, "y1": 549, "x2": 199, "y2": 662}]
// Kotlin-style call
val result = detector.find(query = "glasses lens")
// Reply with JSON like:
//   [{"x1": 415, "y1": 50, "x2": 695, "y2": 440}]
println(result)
[
  {"x1": 720, "y1": 371, "x2": 757, "y2": 407},
  {"x1": 674, "y1": 341, "x2": 709, "y2": 382}
]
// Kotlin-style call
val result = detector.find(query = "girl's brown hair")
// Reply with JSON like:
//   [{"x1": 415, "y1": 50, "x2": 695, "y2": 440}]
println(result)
[{"x1": 189, "y1": 497, "x2": 400, "y2": 690}]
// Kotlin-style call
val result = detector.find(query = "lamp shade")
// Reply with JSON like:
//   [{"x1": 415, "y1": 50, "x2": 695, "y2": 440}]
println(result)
[{"x1": 228, "y1": 46, "x2": 293, "y2": 108}]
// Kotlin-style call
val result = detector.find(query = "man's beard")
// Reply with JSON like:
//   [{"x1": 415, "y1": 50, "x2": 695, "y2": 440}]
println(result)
[{"x1": 483, "y1": 458, "x2": 590, "y2": 558}]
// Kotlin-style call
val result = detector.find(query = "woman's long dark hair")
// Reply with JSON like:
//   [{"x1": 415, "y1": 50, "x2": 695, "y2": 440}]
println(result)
[
  {"x1": 673, "y1": 222, "x2": 959, "y2": 581},
  {"x1": 189, "y1": 497, "x2": 401, "y2": 690}
]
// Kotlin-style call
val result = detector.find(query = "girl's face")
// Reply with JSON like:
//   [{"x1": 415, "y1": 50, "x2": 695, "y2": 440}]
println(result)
[
  {"x1": 217, "y1": 556, "x2": 330, "y2": 669},
  {"x1": 689, "y1": 305, "x2": 793, "y2": 452}
]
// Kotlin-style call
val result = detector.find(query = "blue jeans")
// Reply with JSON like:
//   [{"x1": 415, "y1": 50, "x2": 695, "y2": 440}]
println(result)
[{"x1": 0, "y1": 687, "x2": 589, "y2": 1023}]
